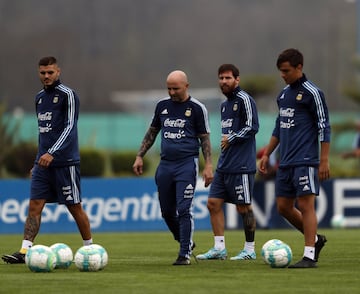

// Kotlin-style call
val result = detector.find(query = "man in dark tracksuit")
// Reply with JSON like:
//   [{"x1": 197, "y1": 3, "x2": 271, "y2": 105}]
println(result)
[
  {"x1": 259, "y1": 48, "x2": 331, "y2": 268},
  {"x1": 197, "y1": 64, "x2": 259, "y2": 261},
  {"x1": 133, "y1": 70, "x2": 213, "y2": 265},
  {"x1": 2, "y1": 56, "x2": 92, "y2": 264}
]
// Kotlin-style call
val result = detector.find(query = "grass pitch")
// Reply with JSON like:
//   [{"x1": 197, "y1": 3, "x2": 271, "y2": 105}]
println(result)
[{"x1": 0, "y1": 229, "x2": 358, "y2": 294}]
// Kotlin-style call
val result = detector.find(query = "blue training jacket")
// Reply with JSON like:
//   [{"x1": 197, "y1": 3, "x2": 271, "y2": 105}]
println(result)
[
  {"x1": 272, "y1": 74, "x2": 331, "y2": 168},
  {"x1": 216, "y1": 86, "x2": 259, "y2": 174},
  {"x1": 35, "y1": 80, "x2": 80, "y2": 167},
  {"x1": 151, "y1": 96, "x2": 210, "y2": 161}
]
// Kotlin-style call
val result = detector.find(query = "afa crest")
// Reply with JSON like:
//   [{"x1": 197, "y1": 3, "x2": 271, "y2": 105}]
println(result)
[
  {"x1": 233, "y1": 103, "x2": 238, "y2": 111},
  {"x1": 53, "y1": 96, "x2": 59, "y2": 103},
  {"x1": 185, "y1": 108, "x2": 192, "y2": 117},
  {"x1": 296, "y1": 92, "x2": 303, "y2": 101}
]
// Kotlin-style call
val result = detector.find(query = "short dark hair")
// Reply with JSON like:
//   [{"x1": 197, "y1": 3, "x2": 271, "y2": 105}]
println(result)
[
  {"x1": 38, "y1": 56, "x2": 57, "y2": 67},
  {"x1": 276, "y1": 48, "x2": 303, "y2": 68},
  {"x1": 218, "y1": 64, "x2": 240, "y2": 78}
]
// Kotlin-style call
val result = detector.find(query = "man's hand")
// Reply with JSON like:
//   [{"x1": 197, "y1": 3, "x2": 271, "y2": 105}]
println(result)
[
  {"x1": 202, "y1": 164, "x2": 213, "y2": 187},
  {"x1": 221, "y1": 135, "x2": 229, "y2": 151},
  {"x1": 258, "y1": 155, "x2": 269, "y2": 175},
  {"x1": 133, "y1": 156, "x2": 144, "y2": 176},
  {"x1": 38, "y1": 153, "x2": 54, "y2": 168},
  {"x1": 318, "y1": 159, "x2": 330, "y2": 181}
]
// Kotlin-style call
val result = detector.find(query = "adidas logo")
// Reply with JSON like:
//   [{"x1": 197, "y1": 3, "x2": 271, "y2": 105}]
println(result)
[
  {"x1": 161, "y1": 109, "x2": 168, "y2": 114},
  {"x1": 302, "y1": 185, "x2": 310, "y2": 191},
  {"x1": 66, "y1": 195, "x2": 73, "y2": 201},
  {"x1": 184, "y1": 184, "x2": 194, "y2": 198}
]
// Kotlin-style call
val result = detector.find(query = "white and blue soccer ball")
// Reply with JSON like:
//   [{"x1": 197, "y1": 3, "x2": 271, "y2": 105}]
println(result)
[
  {"x1": 25, "y1": 244, "x2": 57, "y2": 272},
  {"x1": 50, "y1": 243, "x2": 73, "y2": 269},
  {"x1": 74, "y1": 244, "x2": 108, "y2": 272},
  {"x1": 331, "y1": 214, "x2": 346, "y2": 228},
  {"x1": 89, "y1": 244, "x2": 108, "y2": 270},
  {"x1": 261, "y1": 239, "x2": 283, "y2": 263},
  {"x1": 262, "y1": 239, "x2": 292, "y2": 268}
]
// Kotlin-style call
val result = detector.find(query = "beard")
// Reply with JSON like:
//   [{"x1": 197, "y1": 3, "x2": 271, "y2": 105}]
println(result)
[{"x1": 220, "y1": 85, "x2": 233, "y2": 95}]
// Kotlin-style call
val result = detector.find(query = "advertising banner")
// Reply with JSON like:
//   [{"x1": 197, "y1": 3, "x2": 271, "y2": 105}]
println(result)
[{"x1": 1, "y1": 178, "x2": 360, "y2": 234}]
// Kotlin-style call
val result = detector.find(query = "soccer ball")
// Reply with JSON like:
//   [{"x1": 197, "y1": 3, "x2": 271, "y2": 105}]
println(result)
[
  {"x1": 331, "y1": 214, "x2": 346, "y2": 228},
  {"x1": 89, "y1": 244, "x2": 108, "y2": 270},
  {"x1": 262, "y1": 239, "x2": 292, "y2": 268},
  {"x1": 261, "y1": 239, "x2": 283, "y2": 264},
  {"x1": 50, "y1": 243, "x2": 73, "y2": 269},
  {"x1": 74, "y1": 244, "x2": 108, "y2": 272},
  {"x1": 25, "y1": 245, "x2": 57, "y2": 272}
]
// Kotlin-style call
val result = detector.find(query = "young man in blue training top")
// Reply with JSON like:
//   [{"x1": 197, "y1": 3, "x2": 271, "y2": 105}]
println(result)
[
  {"x1": 133, "y1": 70, "x2": 213, "y2": 265},
  {"x1": 196, "y1": 64, "x2": 259, "y2": 261},
  {"x1": 2, "y1": 56, "x2": 93, "y2": 264},
  {"x1": 259, "y1": 48, "x2": 330, "y2": 268}
]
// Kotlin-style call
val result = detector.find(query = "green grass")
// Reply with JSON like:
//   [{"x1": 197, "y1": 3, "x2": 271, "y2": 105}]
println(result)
[{"x1": 0, "y1": 229, "x2": 358, "y2": 294}]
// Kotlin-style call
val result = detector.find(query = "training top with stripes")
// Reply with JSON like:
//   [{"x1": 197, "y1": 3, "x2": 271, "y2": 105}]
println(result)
[
  {"x1": 150, "y1": 96, "x2": 210, "y2": 161},
  {"x1": 216, "y1": 86, "x2": 259, "y2": 174},
  {"x1": 35, "y1": 79, "x2": 80, "y2": 167},
  {"x1": 272, "y1": 74, "x2": 331, "y2": 168}
]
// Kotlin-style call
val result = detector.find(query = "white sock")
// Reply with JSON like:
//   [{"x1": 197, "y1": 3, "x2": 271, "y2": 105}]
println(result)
[
  {"x1": 20, "y1": 240, "x2": 33, "y2": 254},
  {"x1": 304, "y1": 246, "x2": 315, "y2": 260},
  {"x1": 244, "y1": 241, "x2": 255, "y2": 253},
  {"x1": 83, "y1": 238, "x2": 93, "y2": 246},
  {"x1": 214, "y1": 236, "x2": 225, "y2": 250}
]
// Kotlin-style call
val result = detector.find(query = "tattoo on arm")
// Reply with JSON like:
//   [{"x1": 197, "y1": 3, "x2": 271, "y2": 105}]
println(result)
[
  {"x1": 199, "y1": 134, "x2": 212, "y2": 164},
  {"x1": 137, "y1": 127, "x2": 160, "y2": 157}
]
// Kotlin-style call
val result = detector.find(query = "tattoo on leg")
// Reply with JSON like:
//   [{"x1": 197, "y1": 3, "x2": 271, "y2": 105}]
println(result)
[
  {"x1": 241, "y1": 210, "x2": 256, "y2": 242},
  {"x1": 24, "y1": 216, "x2": 40, "y2": 241}
]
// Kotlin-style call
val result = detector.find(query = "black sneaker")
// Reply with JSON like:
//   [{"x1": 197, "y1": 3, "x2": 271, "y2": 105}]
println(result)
[
  {"x1": 314, "y1": 234, "x2": 327, "y2": 262},
  {"x1": 173, "y1": 256, "x2": 191, "y2": 265},
  {"x1": 2, "y1": 252, "x2": 25, "y2": 264},
  {"x1": 288, "y1": 257, "x2": 317, "y2": 268}
]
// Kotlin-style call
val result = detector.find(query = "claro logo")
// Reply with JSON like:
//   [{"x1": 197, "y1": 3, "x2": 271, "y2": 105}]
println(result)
[{"x1": 0, "y1": 193, "x2": 209, "y2": 229}]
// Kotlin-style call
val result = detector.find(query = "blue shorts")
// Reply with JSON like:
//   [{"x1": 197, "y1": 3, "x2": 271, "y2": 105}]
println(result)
[
  {"x1": 275, "y1": 166, "x2": 319, "y2": 198},
  {"x1": 30, "y1": 164, "x2": 81, "y2": 205},
  {"x1": 209, "y1": 172, "x2": 254, "y2": 205}
]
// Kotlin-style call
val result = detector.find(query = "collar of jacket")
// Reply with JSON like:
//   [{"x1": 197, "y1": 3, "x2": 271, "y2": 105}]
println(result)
[
  {"x1": 44, "y1": 79, "x2": 61, "y2": 92},
  {"x1": 289, "y1": 74, "x2": 307, "y2": 89},
  {"x1": 225, "y1": 86, "x2": 241, "y2": 100}
]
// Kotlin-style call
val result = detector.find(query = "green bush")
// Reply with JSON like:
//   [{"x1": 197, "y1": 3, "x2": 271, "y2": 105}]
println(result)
[
  {"x1": 0, "y1": 103, "x2": 21, "y2": 177},
  {"x1": 110, "y1": 151, "x2": 150, "y2": 176},
  {"x1": 330, "y1": 154, "x2": 360, "y2": 178},
  {"x1": 241, "y1": 75, "x2": 277, "y2": 97},
  {"x1": 3, "y1": 142, "x2": 37, "y2": 177},
  {"x1": 343, "y1": 85, "x2": 360, "y2": 104},
  {"x1": 80, "y1": 148, "x2": 106, "y2": 177}
]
